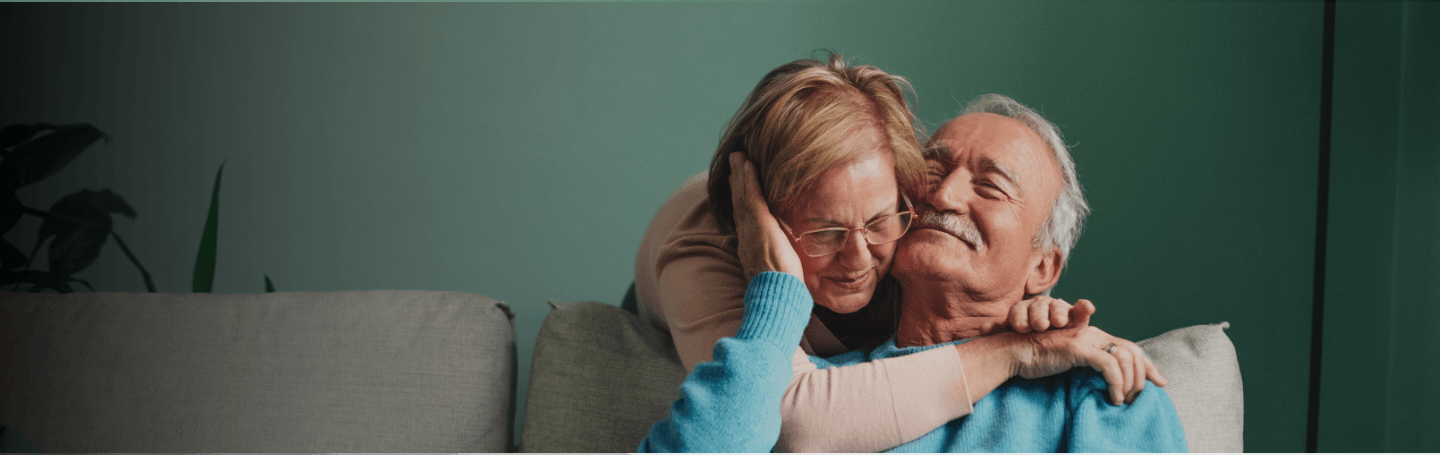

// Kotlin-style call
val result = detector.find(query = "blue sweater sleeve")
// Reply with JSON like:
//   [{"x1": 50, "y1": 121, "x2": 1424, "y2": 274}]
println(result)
[
  {"x1": 1065, "y1": 371, "x2": 1189, "y2": 452},
  {"x1": 636, "y1": 271, "x2": 814, "y2": 453}
]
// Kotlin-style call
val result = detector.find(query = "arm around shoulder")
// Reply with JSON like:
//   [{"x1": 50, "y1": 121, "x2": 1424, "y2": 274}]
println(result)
[{"x1": 637, "y1": 272, "x2": 813, "y2": 453}]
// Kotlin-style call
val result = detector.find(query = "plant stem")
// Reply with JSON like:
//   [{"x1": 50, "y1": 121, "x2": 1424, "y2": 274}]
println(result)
[{"x1": 111, "y1": 232, "x2": 157, "y2": 292}]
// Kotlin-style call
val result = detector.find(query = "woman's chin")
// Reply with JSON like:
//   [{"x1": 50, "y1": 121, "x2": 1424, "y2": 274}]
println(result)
[{"x1": 815, "y1": 291, "x2": 873, "y2": 314}]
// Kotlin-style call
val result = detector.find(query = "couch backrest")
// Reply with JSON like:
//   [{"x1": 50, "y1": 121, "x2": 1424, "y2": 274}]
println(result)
[
  {"x1": 0, "y1": 290, "x2": 515, "y2": 452},
  {"x1": 1137, "y1": 321, "x2": 1245, "y2": 453},
  {"x1": 522, "y1": 300, "x2": 1243, "y2": 452}
]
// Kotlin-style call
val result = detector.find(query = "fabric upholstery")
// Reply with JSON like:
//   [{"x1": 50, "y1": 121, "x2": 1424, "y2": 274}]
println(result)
[
  {"x1": 523, "y1": 301, "x2": 1243, "y2": 453},
  {"x1": 520, "y1": 300, "x2": 686, "y2": 452},
  {"x1": 0, "y1": 290, "x2": 515, "y2": 452},
  {"x1": 1139, "y1": 322, "x2": 1245, "y2": 453}
]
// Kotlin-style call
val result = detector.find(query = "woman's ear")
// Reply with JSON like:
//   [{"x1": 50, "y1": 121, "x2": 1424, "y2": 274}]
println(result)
[{"x1": 1025, "y1": 246, "x2": 1064, "y2": 296}]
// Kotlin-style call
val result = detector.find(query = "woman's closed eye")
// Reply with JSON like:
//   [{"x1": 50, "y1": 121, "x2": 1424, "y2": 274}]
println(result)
[{"x1": 808, "y1": 229, "x2": 847, "y2": 243}]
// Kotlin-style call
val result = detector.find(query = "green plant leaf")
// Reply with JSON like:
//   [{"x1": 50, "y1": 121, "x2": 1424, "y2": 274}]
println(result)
[
  {"x1": 46, "y1": 223, "x2": 108, "y2": 277},
  {"x1": 28, "y1": 279, "x2": 74, "y2": 293},
  {"x1": 34, "y1": 189, "x2": 132, "y2": 246},
  {"x1": 0, "y1": 161, "x2": 19, "y2": 193},
  {"x1": 193, "y1": 162, "x2": 224, "y2": 293},
  {"x1": 4, "y1": 124, "x2": 107, "y2": 190},
  {"x1": 42, "y1": 191, "x2": 114, "y2": 277},
  {"x1": 264, "y1": 274, "x2": 275, "y2": 292},
  {"x1": 0, "y1": 238, "x2": 25, "y2": 270},
  {"x1": 0, "y1": 123, "x2": 54, "y2": 152},
  {"x1": 1, "y1": 269, "x2": 49, "y2": 285},
  {"x1": 112, "y1": 232, "x2": 156, "y2": 292},
  {"x1": 84, "y1": 189, "x2": 137, "y2": 219},
  {"x1": 1, "y1": 193, "x2": 20, "y2": 235},
  {"x1": 7, "y1": 270, "x2": 72, "y2": 293}
]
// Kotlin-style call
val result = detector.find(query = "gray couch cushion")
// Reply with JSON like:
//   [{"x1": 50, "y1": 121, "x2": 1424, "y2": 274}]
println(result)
[
  {"x1": 1139, "y1": 322, "x2": 1245, "y2": 453},
  {"x1": 520, "y1": 300, "x2": 686, "y2": 453},
  {"x1": 0, "y1": 290, "x2": 515, "y2": 452},
  {"x1": 523, "y1": 300, "x2": 1243, "y2": 453}
]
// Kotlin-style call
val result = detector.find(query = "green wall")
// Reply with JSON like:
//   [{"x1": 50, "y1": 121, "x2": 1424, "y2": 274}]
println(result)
[
  {"x1": 1323, "y1": 2, "x2": 1440, "y2": 451},
  {"x1": 2, "y1": 2, "x2": 1432, "y2": 451}
]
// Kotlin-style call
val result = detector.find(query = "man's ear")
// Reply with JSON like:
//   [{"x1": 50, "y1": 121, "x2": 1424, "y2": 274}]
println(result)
[{"x1": 1025, "y1": 246, "x2": 1064, "y2": 296}]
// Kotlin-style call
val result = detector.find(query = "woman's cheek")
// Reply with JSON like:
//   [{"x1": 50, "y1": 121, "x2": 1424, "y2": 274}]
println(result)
[{"x1": 871, "y1": 242, "x2": 898, "y2": 277}]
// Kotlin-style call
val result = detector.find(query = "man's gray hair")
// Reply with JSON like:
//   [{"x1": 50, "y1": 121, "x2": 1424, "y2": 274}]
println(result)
[{"x1": 960, "y1": 94, "x2": 1090, "y2": 265}]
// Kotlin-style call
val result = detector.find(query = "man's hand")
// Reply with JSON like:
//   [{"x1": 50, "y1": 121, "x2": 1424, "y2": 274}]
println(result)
[
  {"x1": 1004, "y1": 325, "x2": 1168, "y2": 406},
  {"x1": 727, "y1": 152, "x2": 804, "y2": 281},
  {"x1": 981, "y1": 297, "x2": 1096, "y2": 335}
]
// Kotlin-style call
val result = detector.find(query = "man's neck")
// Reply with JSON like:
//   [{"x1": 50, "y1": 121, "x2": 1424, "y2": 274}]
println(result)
[{"x1": 894, "y1": 282, "x2": 1021, "y2": 348}]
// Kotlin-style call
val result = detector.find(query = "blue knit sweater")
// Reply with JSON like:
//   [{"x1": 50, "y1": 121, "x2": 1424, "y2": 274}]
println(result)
[
  {"x1": 638, "y1": 271, "x2": 1188, "y2": 452},
  {"x1": 814, "y1": 340, "x2": 1189, "y2": 452},
  {"x1": 637, "y1": 271, "x2": 813, "y2": 453}
]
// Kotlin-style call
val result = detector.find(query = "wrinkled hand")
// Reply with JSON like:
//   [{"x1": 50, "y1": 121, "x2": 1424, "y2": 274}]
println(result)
[
  {"x1": 1003, "y1": 323, "x2": 1168, "y2": 406},
  {"x1": 981, "y1": 297, "x2": 1096, "y2": 335},
  {"x1": 728, "y1": 152, "x2": 803, "y2": 281}
]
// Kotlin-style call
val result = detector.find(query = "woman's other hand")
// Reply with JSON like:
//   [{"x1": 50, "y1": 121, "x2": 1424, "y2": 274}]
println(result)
[
  {"x1": 981, "y1": 297, "x2": 1097, "y2": 335},
  {"x1": 1005, "y1": 324, "x2": 1169, "y2": 406},
  {"x1": 728, "y1": 152, "x2": 804, "y2": 280}
]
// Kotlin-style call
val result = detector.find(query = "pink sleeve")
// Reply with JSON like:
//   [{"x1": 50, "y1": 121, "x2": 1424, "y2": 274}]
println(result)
[
  {"x1": 777, "y1": 345, "x2": 973, "y2": 452},
  {"x1": 653, "y1": 232, "x2": 752, "y2": 370}
]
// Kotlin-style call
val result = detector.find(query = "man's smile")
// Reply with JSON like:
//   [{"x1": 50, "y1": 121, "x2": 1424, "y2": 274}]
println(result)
[{"x1": 915, "y1": 210, "x2": 983, "y2": 250}]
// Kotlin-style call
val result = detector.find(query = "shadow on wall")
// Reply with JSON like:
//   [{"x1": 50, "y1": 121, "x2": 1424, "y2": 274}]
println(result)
[{"x1": 1, "y1": 123, "x2": 274, "y2": 294}]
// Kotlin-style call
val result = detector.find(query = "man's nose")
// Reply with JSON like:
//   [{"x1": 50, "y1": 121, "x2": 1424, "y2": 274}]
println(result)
[{"x1": 927, "y1": 175, "x2": 971, "y2": 215}]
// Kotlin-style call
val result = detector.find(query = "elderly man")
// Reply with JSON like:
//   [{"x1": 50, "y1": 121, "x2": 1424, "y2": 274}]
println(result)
[
  {"x1": 807, "y1": 95, "x2": 1188, "y2": 451},
  {"x1": 640, "y1": 95, "x2": 1186, "y2": 452}
]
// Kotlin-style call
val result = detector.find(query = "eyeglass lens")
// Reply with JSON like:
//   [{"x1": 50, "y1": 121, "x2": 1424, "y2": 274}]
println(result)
[{"x1": 796, "y1": 212, "x2": 913, "y2": 257}]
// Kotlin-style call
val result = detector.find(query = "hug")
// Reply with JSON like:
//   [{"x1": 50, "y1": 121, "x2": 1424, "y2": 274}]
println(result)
[{"x1": 633, "y1": 54, "x2": 1189, "y2": 452}]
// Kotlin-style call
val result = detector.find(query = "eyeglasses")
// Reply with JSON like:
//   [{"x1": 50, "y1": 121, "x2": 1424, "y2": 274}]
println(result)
[{"x1": 778, "y1": 196, "x2": 914, "y2": 257}]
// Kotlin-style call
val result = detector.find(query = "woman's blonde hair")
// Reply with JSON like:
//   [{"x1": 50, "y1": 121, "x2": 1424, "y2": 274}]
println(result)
[{"x1": 708, "y1": 53, "x2": 927, "y2": 233}]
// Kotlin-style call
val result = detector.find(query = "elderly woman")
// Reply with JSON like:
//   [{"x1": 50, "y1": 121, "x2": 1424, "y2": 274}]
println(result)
[
  {"x1": 634, "y1": 55, "x2": 1158, "y2": 452},
  {"x1": 633, "y1": 55, "x2": 948, "y2": 452}
]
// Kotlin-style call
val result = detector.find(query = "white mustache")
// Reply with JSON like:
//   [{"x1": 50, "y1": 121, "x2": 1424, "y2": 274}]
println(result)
[{"x1": 918, "y1": 211, "x2": 983, "y2": 248}]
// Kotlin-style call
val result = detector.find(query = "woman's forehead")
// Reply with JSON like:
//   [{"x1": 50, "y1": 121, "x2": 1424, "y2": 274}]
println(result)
[{"x1": 788, "y1": 159, "x2": 900, "y2": 226}]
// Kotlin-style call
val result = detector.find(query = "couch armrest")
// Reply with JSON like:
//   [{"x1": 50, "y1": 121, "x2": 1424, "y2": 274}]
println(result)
[{"x1": 0, "y1": 290, "x2": 515, "y2": 452}]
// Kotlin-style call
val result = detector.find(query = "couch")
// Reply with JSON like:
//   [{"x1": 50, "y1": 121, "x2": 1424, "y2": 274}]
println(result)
[
  {"x1": 0, "y1": 290, "x2": 1243, "y2": 452},
  {"x1": 0, "y1": 290, "x2": 516, "y2": 452}
]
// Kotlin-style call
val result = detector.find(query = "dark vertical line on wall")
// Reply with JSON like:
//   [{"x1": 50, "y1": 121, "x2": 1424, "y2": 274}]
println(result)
[{"x1": 1307, "y1": 0, "x2": 1336, "y2": 452}]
